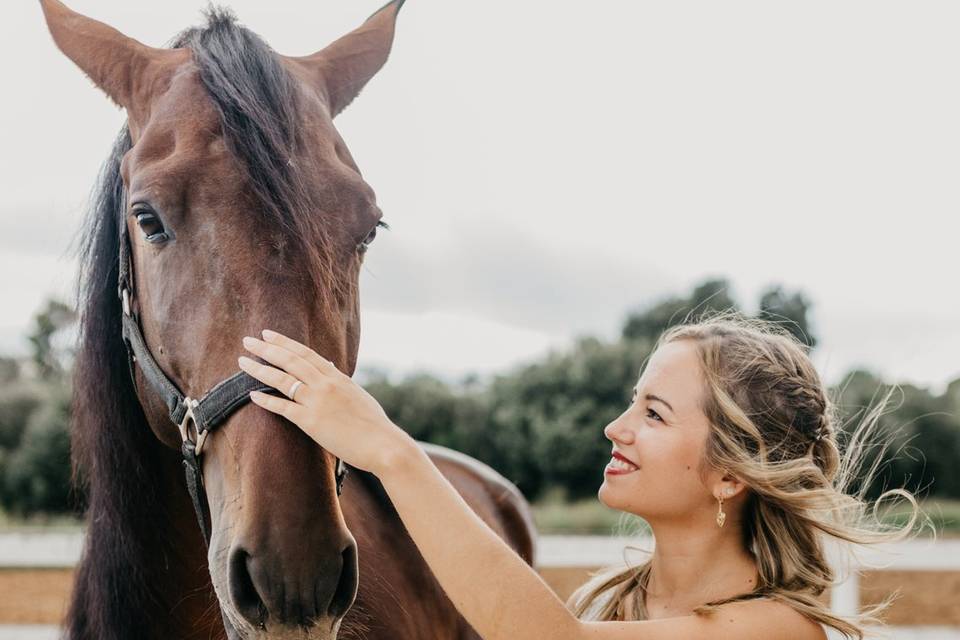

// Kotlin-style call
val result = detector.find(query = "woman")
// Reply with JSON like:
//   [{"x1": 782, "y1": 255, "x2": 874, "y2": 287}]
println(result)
[{"x1": 237, "y1": 312, "x2": 923, "y2": 639}]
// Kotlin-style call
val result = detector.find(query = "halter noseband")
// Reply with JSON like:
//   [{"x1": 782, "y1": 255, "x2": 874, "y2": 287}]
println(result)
[{"x1": 116, "y1": 194, "x2": 348, "y2": 546}]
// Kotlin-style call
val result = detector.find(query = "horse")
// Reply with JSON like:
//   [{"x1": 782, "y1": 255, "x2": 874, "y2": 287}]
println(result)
[{"x1": 40, "y1": 1, "x2": 537, "y2": 638}]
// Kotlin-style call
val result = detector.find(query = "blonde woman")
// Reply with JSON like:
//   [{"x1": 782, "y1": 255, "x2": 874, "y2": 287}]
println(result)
[{"x1": 237, "y1": 313, "x2": 923, "y2": 639}]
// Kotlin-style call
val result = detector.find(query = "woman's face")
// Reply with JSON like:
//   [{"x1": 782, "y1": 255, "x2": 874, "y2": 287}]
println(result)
[{"x1": 598, "y1": 339, "x2": 718, "y2": 522}]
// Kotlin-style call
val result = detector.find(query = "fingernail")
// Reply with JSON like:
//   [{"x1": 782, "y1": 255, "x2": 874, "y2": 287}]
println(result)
[
  {"x1": 242, "y1": 336, "x2": 255, "y2": 346},
  {"x1": 238, "y1": 356, "x2": 251, "y2": 366},
  {"x1": 262, "y1": 329, "x2": 277, "y2": 339}
]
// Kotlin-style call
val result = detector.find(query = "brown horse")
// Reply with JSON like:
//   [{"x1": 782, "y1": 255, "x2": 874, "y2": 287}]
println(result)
[{"x1": 41, "y1": 1, "x2": 537, "y2": 638}]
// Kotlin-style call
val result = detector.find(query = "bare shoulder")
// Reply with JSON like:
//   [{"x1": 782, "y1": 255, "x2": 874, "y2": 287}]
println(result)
[
  {"x1": 578, "y1": 598, "x2": 830, "y2": 640},
  {"x1": 714, "y1": 598, "x2": 827, "y2": 640}
]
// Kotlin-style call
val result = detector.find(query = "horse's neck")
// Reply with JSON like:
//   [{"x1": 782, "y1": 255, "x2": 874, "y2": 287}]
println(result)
[
  {"x1": 69, "y1": 442, "x2": 223, "y2": 640},
  {"x1": 152, "y1": 444, "x2": 226, "y2": 639},
  {"x1": 340, "y1": 469, "x2": 466, "y2": 640}
]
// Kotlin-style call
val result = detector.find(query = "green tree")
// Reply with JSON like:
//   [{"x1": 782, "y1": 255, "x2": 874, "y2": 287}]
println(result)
[
  {"x1": 0, "y1": 379, "x2": 73, "y2": 515},
  {"x1": 0, "y1": 356, "x2": 19, "y2": 384},
  {"x1": 26, "y1": 298, "x2": 77, "y2": 381},
  {"x1": 0, "y1": 383, "x2": 46, "y2": 450},
  {"x1": 756, "y1": 285, "x2": 817, "y2": 348},
  {"x1": 622, "y1": 277, "x2": 739, "y2": 342},
  {"x1": 363, "y1": 279, "x2": 955, "y2": 504},
  {"x1": 483, "y1": 336, "x2": 652, "y2": 499},
  {"x1": 831, "y1": 370, "x2": 960, "y2": 500}
]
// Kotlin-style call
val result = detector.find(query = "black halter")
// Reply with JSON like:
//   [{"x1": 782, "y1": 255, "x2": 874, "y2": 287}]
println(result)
[{"x1": 116, "y1": 195, "x2": 348, "y2": 546}]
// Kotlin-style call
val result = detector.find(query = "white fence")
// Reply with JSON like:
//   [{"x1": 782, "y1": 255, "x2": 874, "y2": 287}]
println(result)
[
  {"x1": 2, "y1": 532, "x2": 959, "y2": 639},
  {"x1": 537, "y1": 534, "x2": 960, "y2": 614}
]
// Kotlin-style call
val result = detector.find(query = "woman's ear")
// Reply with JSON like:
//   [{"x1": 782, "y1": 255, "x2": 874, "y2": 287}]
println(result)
[{"x1": 714, "y1": 474, "x2": 747, "y2": 500}]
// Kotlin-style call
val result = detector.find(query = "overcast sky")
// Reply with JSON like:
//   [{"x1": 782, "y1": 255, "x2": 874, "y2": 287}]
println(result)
[{"x1": 2, "y1": 1, "x2": 958, "y2": 395}]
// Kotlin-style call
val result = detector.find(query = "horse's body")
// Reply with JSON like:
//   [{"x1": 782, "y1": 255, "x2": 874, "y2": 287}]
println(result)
[
  {"x1": 41, "y1": 1, "x2": 537, "y2": 638},
  {"x1": 344, "y1": 444, "x2": 536, "y2": 639}
]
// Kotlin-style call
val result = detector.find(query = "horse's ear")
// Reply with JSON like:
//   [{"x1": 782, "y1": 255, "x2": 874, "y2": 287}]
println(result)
[
  {"x1": 286, "y1": 0, "x2": 405, "y2": 118},
  {"x1": 39, "y1": 0, "x2": 185, "y2": 123}
]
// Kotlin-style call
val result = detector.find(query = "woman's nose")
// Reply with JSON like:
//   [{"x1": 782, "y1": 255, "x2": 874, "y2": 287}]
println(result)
[{"x1": 604, "y1": 413, "x2": 634, "y2": 444}]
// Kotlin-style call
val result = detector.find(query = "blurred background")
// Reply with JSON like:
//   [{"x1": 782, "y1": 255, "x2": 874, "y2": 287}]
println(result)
[{"x1": 1, "y1": 0, "x2": 958, "y2": 638}]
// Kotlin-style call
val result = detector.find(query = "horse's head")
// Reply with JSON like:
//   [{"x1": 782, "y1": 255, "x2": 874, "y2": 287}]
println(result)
[{"x1": 41, "y1": 0, "x2": 402, "y2": 635}]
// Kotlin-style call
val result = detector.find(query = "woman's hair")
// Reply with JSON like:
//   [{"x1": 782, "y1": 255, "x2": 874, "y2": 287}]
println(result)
[{"x1": 567, "y1": 309, "x2": 932, "y2": 639}]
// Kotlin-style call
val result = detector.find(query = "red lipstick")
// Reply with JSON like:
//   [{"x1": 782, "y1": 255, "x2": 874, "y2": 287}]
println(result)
[{"x1": 605, "y1": 451, "x2": 639, "y2": 475}]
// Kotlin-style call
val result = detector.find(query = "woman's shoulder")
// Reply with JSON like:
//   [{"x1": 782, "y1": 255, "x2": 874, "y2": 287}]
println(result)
[
  {"x1": 711, "y1": 598, "x2": 828, "y2": 640},
  {"x1": 566, "y1": 565, "x2": 630, "y2": 620}
]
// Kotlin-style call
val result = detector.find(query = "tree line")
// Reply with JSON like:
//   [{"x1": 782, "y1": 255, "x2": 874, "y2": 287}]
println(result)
[{"x1": 1, "y1": 279, "x2": 957, "y2": 516}]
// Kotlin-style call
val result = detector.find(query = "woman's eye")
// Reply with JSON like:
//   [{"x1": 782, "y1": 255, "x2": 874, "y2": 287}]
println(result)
[{"x1": 646, "y1": 408, "x2": 663, "y2": 422}]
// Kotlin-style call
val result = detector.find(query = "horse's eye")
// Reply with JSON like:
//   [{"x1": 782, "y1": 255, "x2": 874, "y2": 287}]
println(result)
[
  {"x1": 135, "y1": 210, "x2": 168, "y2": 243},
  {"x1": 357, "y1": 219, "x2": 389, "y2": 254}
]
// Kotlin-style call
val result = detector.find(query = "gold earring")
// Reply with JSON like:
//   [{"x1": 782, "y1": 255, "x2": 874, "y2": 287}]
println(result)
[{"x1": 717, "y1": 489, "x2": 733, "y2": 527}]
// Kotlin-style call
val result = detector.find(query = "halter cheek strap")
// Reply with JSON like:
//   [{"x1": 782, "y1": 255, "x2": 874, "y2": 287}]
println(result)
[{"x1": 116, "y1": 195, "x2": 349, "y2": 546}]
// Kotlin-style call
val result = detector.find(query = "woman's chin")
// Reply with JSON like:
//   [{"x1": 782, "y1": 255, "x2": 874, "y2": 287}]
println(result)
[
  {"x1": 598, "y1": 486, "x2": 646, "y2": 521},
  {"x1": 597, "y1": 481, "x2": 619, "y2": 509},
  {"x1": 599, "y1": 477, "x2": 643, "y2": 512}
]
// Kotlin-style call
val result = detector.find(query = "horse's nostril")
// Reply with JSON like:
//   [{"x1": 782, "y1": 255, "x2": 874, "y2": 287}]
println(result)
[
  {"x1": 228, "y1": 547, "x2": 265, "y2": 626},
  {"x1": 327, "y1": 541, "x2": 359, "y2": 618},
  {"x1": 228, "y1": 539, "x2": 357, "y2": 626}
]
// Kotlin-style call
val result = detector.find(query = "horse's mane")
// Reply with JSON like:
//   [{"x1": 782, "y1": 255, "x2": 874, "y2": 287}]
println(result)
[
  {"x1": 66, "y1": 6, "x2": 347, "y2": 638},
  {"x1": 66, "y1": 123, "x2": 178, "y2": 639}
]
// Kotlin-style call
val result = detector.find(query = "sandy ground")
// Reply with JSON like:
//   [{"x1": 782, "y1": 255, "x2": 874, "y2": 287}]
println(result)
[
  {"x1": 1, "y1": 566, "x2": 957, "y2": 627},
  {"x1": 0, "y1": 569, "x2": 72, "y2": 624},
  {"x1": 861, "y1": 570, "x2": 960, "y2": 626},
  {"x1": 1, "y1": 533, "x2": 957, "y2": 629}
]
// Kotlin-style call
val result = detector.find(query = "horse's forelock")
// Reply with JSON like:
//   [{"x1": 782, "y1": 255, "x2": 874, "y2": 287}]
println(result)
[{"x1": 169, "y1": 5, "x2": 351, "y2": 306}]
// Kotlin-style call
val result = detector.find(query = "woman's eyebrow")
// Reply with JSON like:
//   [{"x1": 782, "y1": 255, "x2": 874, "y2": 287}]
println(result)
[{"x1": 632, "y1": 386, "x2": 675, "y2": 415}]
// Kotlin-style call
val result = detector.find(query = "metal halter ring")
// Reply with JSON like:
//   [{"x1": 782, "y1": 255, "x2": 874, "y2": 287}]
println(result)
[
  {"x1": 178, "y1": 398, "x2": 209, "y2": 455},
  {"x1": 288, "y1": 379, "x2": 304, "y2": 401}
]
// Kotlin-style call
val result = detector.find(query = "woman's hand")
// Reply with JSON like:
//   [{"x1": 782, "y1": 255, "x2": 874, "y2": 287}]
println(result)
[
  {"x1": 239, "y1": 339, "x2": 584, "y2": 640},
  {"x1": 237, "y1": 329, "x2": 412, "y2": 475}
]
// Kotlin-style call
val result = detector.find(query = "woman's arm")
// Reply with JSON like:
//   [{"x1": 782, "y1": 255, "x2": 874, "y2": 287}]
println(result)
[
  {"x1": 353, "y1": 442, "x2": 824, "y2": 640},
  {"x1": 378, "y1": 436, "x2": 581, "y2": 640},
  {"x1": 239, "y1": 330, "x2": 579, "y2": 640},
  {"x1": 238, "y1": 330, "x2": 824, "y2": 640}
]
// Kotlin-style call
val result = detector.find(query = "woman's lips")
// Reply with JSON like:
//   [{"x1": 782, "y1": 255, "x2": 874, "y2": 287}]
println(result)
[{"x1": 605, "y1": 451, "x2": 640, "y2": 475}]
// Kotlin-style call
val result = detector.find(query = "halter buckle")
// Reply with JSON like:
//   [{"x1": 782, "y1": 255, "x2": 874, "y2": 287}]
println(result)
[{"x1": 178, "y1": 398, "x2": 208, "y2": 456}]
